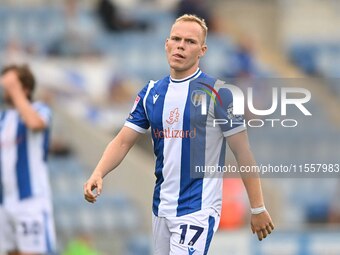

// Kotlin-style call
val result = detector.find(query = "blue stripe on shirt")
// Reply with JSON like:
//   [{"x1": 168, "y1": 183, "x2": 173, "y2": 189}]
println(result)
[
  {"x1": 151, "y1": 78, "x2": 170, "y2": 216},
  {"x1": 43, "y1": 128, "x2": 50, "y2": 162},
  {"x1": 176, "y1": 76, "x2": 216, "y2": 216},
  {"x1": 177, "y1": 88, "x2": 204, "y2": 216},
  {"x1": 16, "y1": 121, "x2": 32, "y2": 200},
  {"x1": 0, "y1": 111, "x2": 6, "y2": 204}
]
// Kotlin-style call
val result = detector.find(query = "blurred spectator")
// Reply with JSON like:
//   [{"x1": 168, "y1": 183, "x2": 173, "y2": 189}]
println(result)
[
  {"x1": 176, "y1": 0, "x2": 217, "y2": 32},
  {"x1": 234, "y1": 35, "x2": 257, "y2": 78},
  {"x1": 49, "y1": 0, "x2": 99, "y2": 56},
  {"x1": 219, "y1": 34, "x2": 258, "y2": 80},
  {"x1": 62, "y1": 234, "x2": 102, "y2": 255},
  {"x1": 96, "y1": 0, "x2": 149, "y2": 32}
]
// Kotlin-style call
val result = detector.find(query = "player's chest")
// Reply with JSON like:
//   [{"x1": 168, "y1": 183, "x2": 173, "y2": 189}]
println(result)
[{"x1": 146, "y1": 84, "x2": 208, "y2": 128}]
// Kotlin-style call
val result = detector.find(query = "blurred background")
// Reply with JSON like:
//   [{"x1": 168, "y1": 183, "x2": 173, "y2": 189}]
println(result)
[{"x1": 0, "y1": 0, "x2": 339, "y2": 254}]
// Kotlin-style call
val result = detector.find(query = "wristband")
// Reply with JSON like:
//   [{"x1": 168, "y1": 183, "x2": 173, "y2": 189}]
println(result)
[{"x1": 251, "y1": 206, "x2": 266, "y2": 215}]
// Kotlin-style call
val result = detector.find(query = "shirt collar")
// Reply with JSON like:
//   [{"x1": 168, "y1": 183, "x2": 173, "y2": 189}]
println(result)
[{"x1": 170, "y1": 68, "x2": 201, "y2": 83}]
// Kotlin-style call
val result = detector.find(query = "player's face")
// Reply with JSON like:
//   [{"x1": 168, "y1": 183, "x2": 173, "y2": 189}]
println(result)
[{"x1": 165, "y1": 21, "x2": 207, "y2": 79}]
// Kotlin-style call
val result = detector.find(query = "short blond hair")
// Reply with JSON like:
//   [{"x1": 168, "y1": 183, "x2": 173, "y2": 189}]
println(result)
[{"x1": 173, "y1": 14, "x2": 208, "y2": 43}]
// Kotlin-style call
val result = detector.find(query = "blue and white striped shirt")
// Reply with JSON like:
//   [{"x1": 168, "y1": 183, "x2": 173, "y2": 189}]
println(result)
[
  {"x1": 0, "y1": 101, "x2": 51, "y2": 206},
  {"x1": 125, "y1": 69, "x2": 246, "y2": 217}
]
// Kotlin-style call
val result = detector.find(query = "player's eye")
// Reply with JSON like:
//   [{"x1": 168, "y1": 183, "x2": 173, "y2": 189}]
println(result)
[
  {"x1": 186, "y1": 39, "x2": 197, "y2": 45},
  {"x1": 172, "y1": 37, "x2": 181, "y2": 41}
]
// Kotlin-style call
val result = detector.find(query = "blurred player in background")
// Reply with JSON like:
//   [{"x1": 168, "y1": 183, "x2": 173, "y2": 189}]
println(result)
[
  {"x1": 84, "y1": 14, "x2": 274, "y2": 254},
  {"x1": 0, "y1": 65, "x2": 56, "y2": 255}
]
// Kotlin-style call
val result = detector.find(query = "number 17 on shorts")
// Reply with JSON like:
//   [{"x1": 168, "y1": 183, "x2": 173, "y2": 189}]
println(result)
[{"x1": 152, "y1": 208, "x2": 220, "y2": 255}]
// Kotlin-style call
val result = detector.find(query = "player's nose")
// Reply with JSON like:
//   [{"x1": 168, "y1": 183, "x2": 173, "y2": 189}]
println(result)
[{"x1": 177, "y1": 39, "x2": 185, "y2": 50}]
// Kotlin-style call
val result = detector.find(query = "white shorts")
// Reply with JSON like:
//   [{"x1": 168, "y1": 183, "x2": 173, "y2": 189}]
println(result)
[
  {"x1": 0, "y1": 198, "x2": 56, "y2": 254},
  {"x1": 152, "y1": 208, "x2": 220, "y2": 255}
]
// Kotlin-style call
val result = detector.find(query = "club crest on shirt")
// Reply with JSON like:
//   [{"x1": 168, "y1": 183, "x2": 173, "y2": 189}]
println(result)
[{"x1": 191, "y1": 90, "x2": 206, "y2": 107}]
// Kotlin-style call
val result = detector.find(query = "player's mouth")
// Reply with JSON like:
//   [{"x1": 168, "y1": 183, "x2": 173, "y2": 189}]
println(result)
[{"x1": 173, "y1": 53, "x2": 185, "y2": 59}]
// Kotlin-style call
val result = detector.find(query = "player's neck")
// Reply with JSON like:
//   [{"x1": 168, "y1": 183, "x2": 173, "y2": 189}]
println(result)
[{"x1": 170, "y1": 67, "x2": 200, "y2": 81}]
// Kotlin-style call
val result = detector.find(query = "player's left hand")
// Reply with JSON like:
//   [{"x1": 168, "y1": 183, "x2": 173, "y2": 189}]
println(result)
[{"x1": 250, "y1": 211, "x2": 274, "y2": 241}]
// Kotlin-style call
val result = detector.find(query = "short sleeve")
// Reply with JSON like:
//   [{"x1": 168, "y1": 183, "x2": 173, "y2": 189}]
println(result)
[
  {"x1": 124, "y1": 82, "x2": 151, "y2": 133},
  {"x1": 215, "y1": 87, "x2": 246, "y2": 137},
  {"x1": 33, "y1": 102, "x2": 52, "y2": 127}
]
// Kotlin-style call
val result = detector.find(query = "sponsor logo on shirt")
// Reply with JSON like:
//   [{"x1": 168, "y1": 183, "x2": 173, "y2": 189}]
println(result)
[
  {"x1": 166, "y1": 107, "x2": 180, "y2": 125},
  {"x1": 153, "y1": 127, "x2": 196, "y2": 139},
  {"x1": 153, "y1": 108, "x2": 196, "y2": 139}
]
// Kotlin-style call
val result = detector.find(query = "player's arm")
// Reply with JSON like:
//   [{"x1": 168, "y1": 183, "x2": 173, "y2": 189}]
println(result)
[
  {"x1": 84, "y1": 126, "x2": 140, "y2": 203},
  {"x1": 1, "y1": 70, "x2": 46, "y2": 131},
  {"x1": 227, "y1": 130, "x2": 274, "y2": 241}
]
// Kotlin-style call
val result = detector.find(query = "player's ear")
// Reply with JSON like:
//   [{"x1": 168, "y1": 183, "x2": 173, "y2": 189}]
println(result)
[
  {"x1": 23, "y1": 87, "x2": 32, "y2": 101},
  {"x1": 165, "y1": 38, "x2": 169, "y2": 50},
  {"x1": 199, "y1": 44, "x2": 208, "y2": 58}
]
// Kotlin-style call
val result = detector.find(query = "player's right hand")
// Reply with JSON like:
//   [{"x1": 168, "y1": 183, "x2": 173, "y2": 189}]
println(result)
[
  {"x1": 83, "y1": 174, "x2": 103, "y2": 203},
  {"x1": 1, "y1": 70, "x2": 24, "y2": 97}
]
